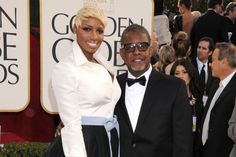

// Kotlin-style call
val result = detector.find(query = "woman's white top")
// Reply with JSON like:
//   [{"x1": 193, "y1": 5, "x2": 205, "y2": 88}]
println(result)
[{"x1": 51, "y1": 41, "x2": 121, "y2": 157}]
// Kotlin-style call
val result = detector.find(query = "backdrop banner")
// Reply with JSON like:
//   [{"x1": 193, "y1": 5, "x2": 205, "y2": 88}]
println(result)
[
  {"x1": 41, "y1": 0, "x2": 153, "y2": 113},
  {"x1": 0, "y1": 1, "x2": 30, "y2": 111}
]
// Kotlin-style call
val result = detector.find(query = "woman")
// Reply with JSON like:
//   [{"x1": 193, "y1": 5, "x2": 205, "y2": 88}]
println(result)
[
  {"x1": 165, "y1": 31, "x2": 191, "y2": 74},
  {"x1": 152, "y1": 45, "x2": 175, "y2": 72},
  {"x1": 173, "y1": 0, "x2": 194, "y2": 36},
  {"x1": 46, "y1": 6, "x2": 121, "y2": 157},
  {"x1": 170, "y1": 59, "x2": 203, "y2": 143}
]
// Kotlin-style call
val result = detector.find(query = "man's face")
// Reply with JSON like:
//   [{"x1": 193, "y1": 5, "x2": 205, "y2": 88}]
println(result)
[
  {"x1": 120, "y1": 32, "x2": 152, "y2": 77},
  {"x1": 216, "y1": 3, "x2": 223, "y2": 15},
  {"x1": 197, "y1": 40, "x2": 212, "y2": 62},
  {"x1": 210, "y1": 48, "x2": 222, "y2": 78},
  {"x1": 174, "y1": 65, "x2": 191, "y2": 87},
  {"x1": 229, "y1": 7, "x2": 236, "y2": 20}
]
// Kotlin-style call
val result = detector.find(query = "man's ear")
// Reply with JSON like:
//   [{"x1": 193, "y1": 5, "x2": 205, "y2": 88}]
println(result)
[
  {"x1": 209, "y1": 50, "x2": 213, "y2": 56},
  {"x1": 148, "y1": 46, "x2": 154, "y2": 56},
  {"x1": 221, "y1": 57, "x2": 228, "y2": 65},
  {"x1": 72, "y1": 25, "x2": 77, "y2": 34},
  {"x1": 119, "y1": 48, "x2": 125, "y2": 60}
]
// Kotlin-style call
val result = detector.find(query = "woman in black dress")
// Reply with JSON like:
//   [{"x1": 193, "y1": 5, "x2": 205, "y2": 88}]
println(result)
[{"x1": 170, "y1": 59, "x2": 203, "y2": 146}]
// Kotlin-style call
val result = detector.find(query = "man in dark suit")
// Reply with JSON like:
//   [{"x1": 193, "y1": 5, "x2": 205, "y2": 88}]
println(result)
[
  {"x1": 228, "y1": 98, "x2": 236, "y2": 157},
  {"x1": 115, "y1": 24, "x2": 193, "y2": 157},
  {"x1": 190, "y1": 0, "x2": 228, "y2": 61},
  {"x1": 224, "y1": 2, "x2": 236, "y2": 45},
  {"x1": 199, "y1": 42, "x2": 236, "y2": 157},
  {"x1": 191, "y1": 37, "x2": 217, "y2": 105}
]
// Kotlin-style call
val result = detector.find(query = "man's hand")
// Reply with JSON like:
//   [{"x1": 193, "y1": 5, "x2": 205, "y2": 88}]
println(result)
[{"x1": 54, "y1": 121, "x2": 64, "y2": 137}]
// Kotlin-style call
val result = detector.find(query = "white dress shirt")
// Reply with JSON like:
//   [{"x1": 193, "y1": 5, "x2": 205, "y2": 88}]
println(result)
[
  {"x1": 196, "y1": 57, "x2": 208, "y2": 84},
  {"x1": 125, "y1": 66, "x2": 152, "y2": 131},
  {"x1": 51, "y1": 41, "x2": 121, "y2": 157}
]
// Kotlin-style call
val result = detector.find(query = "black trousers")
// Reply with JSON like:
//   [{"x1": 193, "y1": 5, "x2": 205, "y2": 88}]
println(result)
[{"x1": 45, "y1": 125, "x2": 118, "y2": 157}]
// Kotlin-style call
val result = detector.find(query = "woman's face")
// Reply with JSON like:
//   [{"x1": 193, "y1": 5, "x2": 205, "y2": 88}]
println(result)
[
  {"x1": 73, "y1": 17, "x2": 104, "y2": 57},
  {"x1": 178, "y1": 3, "x2": 185, "y2": 14},
  {"x1": 174, "y1": 65, "x2": 191, "y2": 86}
]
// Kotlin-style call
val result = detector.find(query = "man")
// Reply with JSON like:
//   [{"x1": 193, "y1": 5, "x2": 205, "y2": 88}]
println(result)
[
  {"x1": 200, "y1": 42, "x2": 236, "y2": 157},
  {"x1": 191, "y1": 37, "x2": 217, "y2": 103},
  {"x1": 190, "y1": 0, "x2": 228, "y2": 61},
  {"x1": 228, "y1": 98, "x2": 236, "y2": 157},
  {"x1": 224, "y1": 2, "x2": 236, "y2": 45},
  {"x1": 115, "y1": 24, "x2": 193, "y2": 157}
]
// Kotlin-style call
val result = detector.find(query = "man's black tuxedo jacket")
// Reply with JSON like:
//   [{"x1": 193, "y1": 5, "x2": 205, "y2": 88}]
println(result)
[
  {"x1": 190, "y1": 10, "x2": 228, "y2": 60},
  {"x1": 115, "y1": 70, "x2": 193, "y2": 157},
  {"x1": 224, "y1": 17, "x2": 236, "y2": 45},
  {"x1": 199, "y1": 73, "x2": 236, "y2": 157}
]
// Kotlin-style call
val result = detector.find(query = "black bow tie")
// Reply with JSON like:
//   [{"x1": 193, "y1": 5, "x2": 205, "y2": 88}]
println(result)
[{"x1": 126, "y1": 76, "x2": 146, "y2": 87}]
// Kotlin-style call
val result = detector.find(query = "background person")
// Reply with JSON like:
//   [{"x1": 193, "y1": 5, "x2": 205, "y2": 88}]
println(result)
[
  {"x1": 190, "y1": 0, "x2": 228, "y2": 61},
  {"x1": 165, "y1": 31, "x2": 191, "y2": 74},
  {"x1": 191, "y1": 37, "x2": 217, "y2": 105},
  {"x1": 224, "y1": 2, "x2": 236, "y2": 45},
  {"x1": 199, "y1": 42, "x2": 236, "y2": 157},
  {"x1": 153, "y1": 45, "x2": 175, "y2": 72},
  {"x1": 170, "y1": 59, "x2": 204, "y2": 154},
  {"x1": 173, "y1": 0, "x2": 194, "y2": 36}
]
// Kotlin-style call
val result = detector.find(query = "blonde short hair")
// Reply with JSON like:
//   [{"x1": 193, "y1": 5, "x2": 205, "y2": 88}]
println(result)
[
  {"x1": 74, "y1": 6, "x2": 107, "y2": 28},
  {"x1": 191, "y1": 11, "x2": 201, "y2": 18},
  {"x1": 159, "y1": 45, "x2": 175, "y2": 65}
]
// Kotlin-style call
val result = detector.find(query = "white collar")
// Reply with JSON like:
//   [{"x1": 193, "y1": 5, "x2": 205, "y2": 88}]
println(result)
[
  {"x1": 196, "y1": 57, "x2": 208, "y2": 70},
  {"x1": 72, "y1": 41, "x2": 117, "y2": 76},
  {"x1": 72, "y1": 41, "x2": 90, "y2": 66},
  {"x1": 221, "y1": 71, "x2": 236, "y2": 88},
  {"x1": 128, "y1": 65, "x2": 152, "y2": 81}
]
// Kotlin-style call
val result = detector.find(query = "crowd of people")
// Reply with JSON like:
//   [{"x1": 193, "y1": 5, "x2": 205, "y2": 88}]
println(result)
[
  {"x1": 152, "y1": 1, "x2": 236, "y2": 157},
  {"x1": 45, "y1": 0, "x2": 236, "y2": 157}
]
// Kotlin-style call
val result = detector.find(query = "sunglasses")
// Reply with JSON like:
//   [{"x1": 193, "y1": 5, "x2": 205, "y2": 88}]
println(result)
[{"x1": 121, "y1": 42, "x2": 150, "y2": 53}]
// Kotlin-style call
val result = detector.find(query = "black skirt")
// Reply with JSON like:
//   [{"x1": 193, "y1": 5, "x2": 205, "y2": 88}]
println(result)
[{"x1": 45, "y1": 125, "x2": 119, "y2": 157}]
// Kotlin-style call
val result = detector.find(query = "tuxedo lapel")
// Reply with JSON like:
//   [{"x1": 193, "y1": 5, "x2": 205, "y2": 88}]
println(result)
[
  {"x1": 135, "y1": 70, "x2": 162, "y2": 132},
  {"x1": 118, "y1": 73, "x2": 134, "y2": 132}
]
